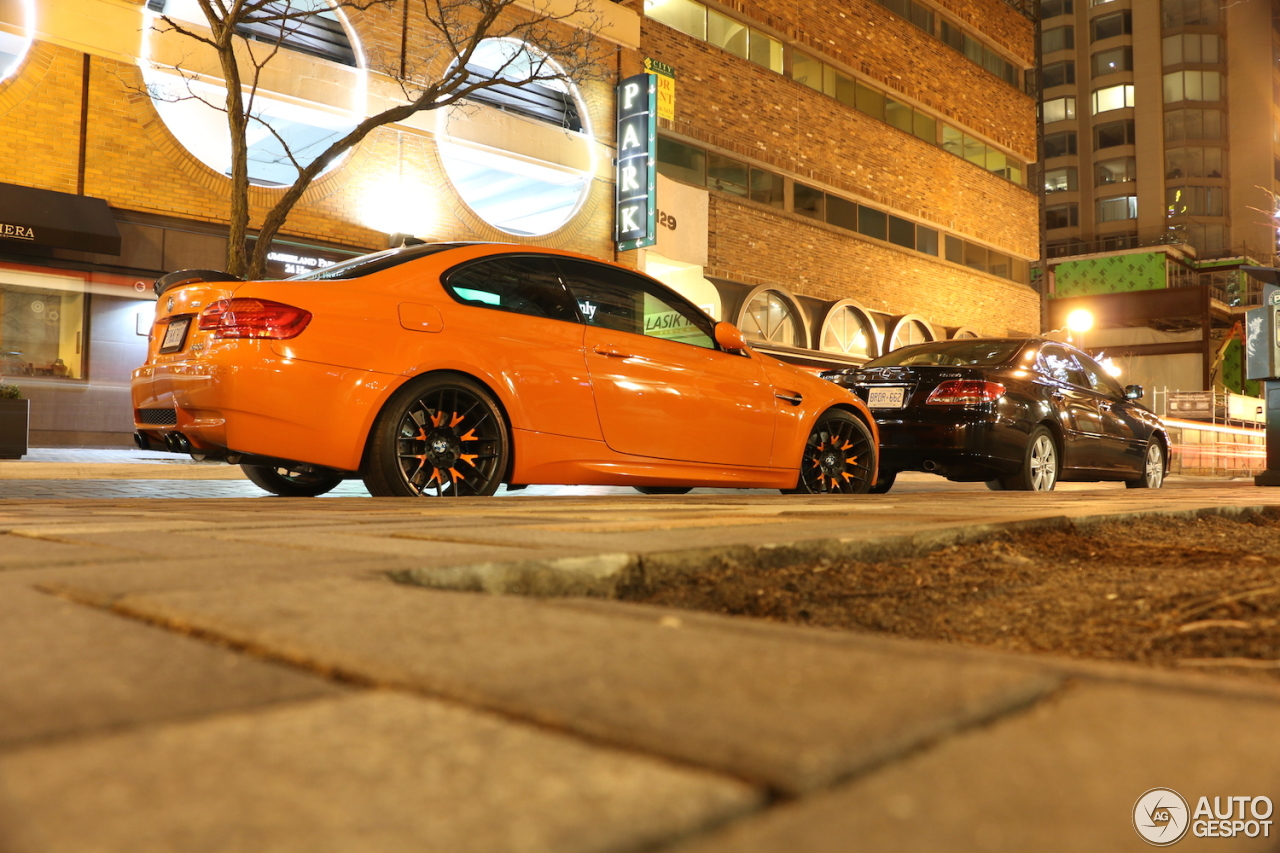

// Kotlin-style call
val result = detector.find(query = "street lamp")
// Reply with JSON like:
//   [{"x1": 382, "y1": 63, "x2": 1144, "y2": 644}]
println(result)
[{"x1": 1067, "y1": 308, "x2": 1094, "y2": 350}]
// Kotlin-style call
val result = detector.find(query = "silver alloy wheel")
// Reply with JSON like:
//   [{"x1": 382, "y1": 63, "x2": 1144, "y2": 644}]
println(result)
[
  {"x1": 1144, "y1": 442, "x2": 1164, "y2": 488},
  {"x1": 1028, "y1": 433, "x2": 1057, "y2": 491}
]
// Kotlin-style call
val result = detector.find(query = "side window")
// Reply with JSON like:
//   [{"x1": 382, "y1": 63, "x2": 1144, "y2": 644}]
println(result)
[
  {"x1": 556, "y1": 260, "x2": 716, "y2": 349},
  {"x1": 442, "y1": 256, "x2": 578, "y2": 322},
  {"x1": 1038, "y1": 346, "x2": 1087, "y2": 387},
  {"x1": 1076, "y1": 353, "x2": 1124, "y2": 397}
]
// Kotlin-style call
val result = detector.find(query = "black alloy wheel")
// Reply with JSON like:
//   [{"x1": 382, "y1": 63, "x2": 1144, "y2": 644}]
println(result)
[
  {"x1": 633, "y1": 486, "x2": 693, "y2": 495},
  {"x1": 241, "y1": 463, "x2": 345, "y2": 497},
  {"x1": 364, "y1": 375, "x2": 508, "y2": 497},
  {"x1": 989, "y1": 425, "x2": 1058, "y2": 491},
  {"x1": 786, "y1": 411, "x2": 876, "y2": 495},
  {"x1": 1125, "y1": 440, "x2": 1165, "y2": 489}
]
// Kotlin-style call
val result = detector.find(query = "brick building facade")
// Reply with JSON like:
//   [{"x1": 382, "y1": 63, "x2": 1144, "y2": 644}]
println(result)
[{"x1": 0, "y1": 0, "x2": 1039, "y2": 445}]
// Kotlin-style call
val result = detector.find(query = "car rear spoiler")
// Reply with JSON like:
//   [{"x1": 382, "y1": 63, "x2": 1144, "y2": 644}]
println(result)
[{"x1": 154, "y1": 269, "x2": 243, "y2": 298}]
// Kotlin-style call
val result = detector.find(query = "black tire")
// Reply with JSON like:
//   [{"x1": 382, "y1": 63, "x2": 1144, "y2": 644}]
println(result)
[
  {"x1": 784, "y1": 410, "x2": 877, "y2": 495},
  {"x1": 984, "y1": 478, "x2": 1007, "y2": 491},
  {"x1": 998, "y1": 425, "x2": 1059, "y2": 491},
  {"x1": 869, "y1": 469, "x2": 897, "y2": 494},
  {"x1": 1125, "y1": 440, "x2": 1165, "y2": 489},
  {"x1": 241, "y1": 463, "x2": 344, "y2": 497},
  {"x1": 363, "y1": 374, "x2": 509, "y2": 497},
  {"x1": 633, "y1": 486, "x2": 693, "y2": 495}
]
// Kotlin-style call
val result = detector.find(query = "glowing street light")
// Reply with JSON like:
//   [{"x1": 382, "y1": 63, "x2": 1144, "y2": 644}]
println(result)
[{"x1": 1066, "y1": 308, "x2": 1094, "y2": 350}]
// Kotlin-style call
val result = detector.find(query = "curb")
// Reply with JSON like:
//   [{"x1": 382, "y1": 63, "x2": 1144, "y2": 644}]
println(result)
[{"x1": 390, "y1": 504, "x2": 1280, "y2": 598}]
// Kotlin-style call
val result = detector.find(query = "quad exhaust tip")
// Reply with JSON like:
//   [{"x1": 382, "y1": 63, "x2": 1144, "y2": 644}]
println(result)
[{"x1": 162, "y1": 432, "x2": 192, "y2": 454}]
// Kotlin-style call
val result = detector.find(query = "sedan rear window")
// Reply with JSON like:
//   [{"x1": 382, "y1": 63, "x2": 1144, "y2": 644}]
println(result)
[{"x1": 866, "y1": 340, "x2": 1023, "y2": 368}]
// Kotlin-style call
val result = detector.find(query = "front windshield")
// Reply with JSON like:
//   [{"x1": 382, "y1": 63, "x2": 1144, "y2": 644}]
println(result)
[
  {"x1": 865, "y1": 339, "x2": 1024, "y2": 368},
  {"x1": 288, "y1": 243, "x2": 469, "y2": 281}
]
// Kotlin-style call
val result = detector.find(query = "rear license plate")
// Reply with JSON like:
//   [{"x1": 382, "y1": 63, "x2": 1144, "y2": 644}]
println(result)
[
  {"x1": 867, "y1": 387, "x2": 906, "y2": 409},
  {"x1": 159, "y1": 317, "x2": 191, "y2": 354}
]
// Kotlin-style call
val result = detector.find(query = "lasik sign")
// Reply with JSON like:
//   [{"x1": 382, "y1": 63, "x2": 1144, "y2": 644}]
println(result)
[{"x1": 615, "y1": 73, "x2": 657, "y2": 251}]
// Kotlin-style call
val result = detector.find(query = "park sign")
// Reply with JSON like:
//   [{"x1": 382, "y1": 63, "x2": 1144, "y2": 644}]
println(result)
[{"x1": 615, "y1": 73, "x2": 656, "y2": 251}]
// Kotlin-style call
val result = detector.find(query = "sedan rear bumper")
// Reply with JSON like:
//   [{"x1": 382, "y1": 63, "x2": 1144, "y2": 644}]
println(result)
[{"x1": 872, "y1": 409, "x2": 1027, "y2": 480}]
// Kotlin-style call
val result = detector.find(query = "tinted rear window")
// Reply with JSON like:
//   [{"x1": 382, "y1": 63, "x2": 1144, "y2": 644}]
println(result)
[
  {"x1": 866, "y1": 340, "x2": 1024, "y2": 367},
  {"x1": 288, "y1": 243, "x2": 469, "y2": 281}
]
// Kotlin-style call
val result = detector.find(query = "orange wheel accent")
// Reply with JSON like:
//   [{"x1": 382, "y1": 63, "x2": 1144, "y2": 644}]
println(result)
[
  {"x1": 449, "y1": 413, "x2": 464, "y2": 427},
  {"x1": 845, "y1": 456, "x2": 858, "y2": 465},
  {"x1": 460, "y1": 428, "x2": 478, "y2": 442},
  {"x1": 459, "y1": 454, "x2": 478, "y2": 466},
  {"x1": 430, "y1": 411, "x2": 445, "y2": 427},
  {"x1": 448, "y1": 467, "x2": 465, "y2": 481}
]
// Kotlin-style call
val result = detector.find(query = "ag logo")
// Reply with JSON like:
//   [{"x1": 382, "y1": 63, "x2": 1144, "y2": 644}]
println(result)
[{"x1": 1135, "y1": 788, "x2": 1190, "y2": 846}]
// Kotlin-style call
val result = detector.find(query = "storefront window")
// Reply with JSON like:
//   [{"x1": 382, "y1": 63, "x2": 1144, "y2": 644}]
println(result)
[
  {"x1": 820, "y1": 303, "x2": 877, "y2": 359},
  {"x1": 0, "y1": 0, "x2": 33, "y2": 84},
  {"x1": 0, "y1": 283, "x2": 85, "y2": 380}
]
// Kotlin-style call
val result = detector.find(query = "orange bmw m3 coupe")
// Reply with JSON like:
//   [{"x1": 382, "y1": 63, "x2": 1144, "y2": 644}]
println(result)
[{"x1": 132, "y1": 243, "x2": 879, "y2": 497}]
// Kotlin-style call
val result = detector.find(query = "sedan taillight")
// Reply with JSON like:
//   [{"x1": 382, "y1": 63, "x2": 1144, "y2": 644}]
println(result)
[
  {"x1": 926, "y1": 380, "x2": 1006, "y2": 405},
  {"x1": 198, "y1": 299, "x2": 311, "y2": 339}
]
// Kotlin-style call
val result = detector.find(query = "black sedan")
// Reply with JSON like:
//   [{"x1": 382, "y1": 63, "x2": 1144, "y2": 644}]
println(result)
[{"x1": 821, "y1": 337, "x2": 1168, "y2": 492}]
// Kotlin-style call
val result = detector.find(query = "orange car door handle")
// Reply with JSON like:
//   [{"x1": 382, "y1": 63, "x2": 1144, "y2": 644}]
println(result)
[{"x1": 592, "y1": 345, "x2": 633, "y2": 358}]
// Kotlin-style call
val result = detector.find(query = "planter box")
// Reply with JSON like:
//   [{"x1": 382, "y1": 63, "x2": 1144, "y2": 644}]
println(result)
[{"x1": 0, "y1": 398, "x2": 30, "y2": 459}]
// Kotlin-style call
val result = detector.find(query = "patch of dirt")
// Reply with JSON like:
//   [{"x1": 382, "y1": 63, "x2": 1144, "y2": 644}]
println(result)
[{"x1": 622, "y1": 510, "x2": 1280, "y2": 682}]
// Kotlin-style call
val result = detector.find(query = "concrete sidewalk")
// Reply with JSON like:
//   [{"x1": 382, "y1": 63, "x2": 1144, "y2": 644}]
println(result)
[{"x1": 1, "y1": 452, "x2": 1278, "y2": 851}]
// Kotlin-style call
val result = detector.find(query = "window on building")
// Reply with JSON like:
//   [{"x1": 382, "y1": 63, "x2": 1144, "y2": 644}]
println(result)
[
  {"x1": 656, "y1": 136, "x2": 706, "y2": 185},
  {"x1": 0, "y1": 284, "x2": 87, "y2": 381},
  {"x1": 1163, "y1": 33, "x2": 1220, "y2": 65},
  {"x1": 1163, "y1": 70, "x2": 1221, "y2": 103},
  {"x1": 1161, "y1": 0, "x2": 1219, "y2": 28},
  {"x1": 1045, "y1": 203, "x2": 1080, "y2": 229},
  {"x1": 1091, "y1": 10, "x2": 1131, "y2": 41},
  {"x1": 820, "y1": 304, "x2": 877, "y2": 359},
  {"x1": 1098, "y1": 195, "x2": 1138, "y2": 221},
  {"x1": 826, "y1": 195, "x2": 857, "y2": 231},
  {"x1": 233, "y1": 0, "x2": 357, "y2": 66},
  {"x1": 1041, "y1": 0, "x2": 1074, "y2": 18},
  {"x1": 793, "y1": 52, "x2": 824, "y2": 91},
  {"x1": 749, "y1": 28, "x2": 784, "y2": 72},
  {"x1": 0, "y1": 0, "x2": 32, "y2": 85},
  {"x1": 858, "y1": 205, "x2": 888, "y2": 241},
  {"x1": 750, "y1": 169, "x2": 784, "y2": 208},
  {"x1": 1165, "y1": 108, "x2": 1222, "y2": 140},
  {"x1": 1042, "y1": 26, "x2": 1075, "y2": 53},
  {"x1": 940, "y1": 21, "x2": 1020, "y2": 86},
  {"x1": 888, "y1": 318, "x2": 933, "y2": 351},
  {"x1": 1092, "y1": 46, "x2": 1132, "y2": 77},
  {"x1": 873, "y1": 0, "x2": 935, "y2": 33},
  {"x1": 1092, "y1": 83, "x2": 1134, "y2": 114},
  {"x1": 707, "y1": 152, "x2": 748, "y2": 196},
  {"x1": 917, "y1": 226, "x2": 939, "y2": 256},
  {"x1": 888, "y1": 215, "x2": 916, "y2": 249},
  {"x1": 1044, "y1": 130, "x2": 1078, "y2": 158},
  {"x1": 742, "y1": 290, "x2": 803, "y2": 347},
  {"x1": 1170, "y1": 222, "x2": 1227, "y2": 255},
  {"x1": 1165, "y1": 146, "x2": 1224, "y2": 178},
  {"x1": 1044, "y1": 166, "x2": 1078, "y2": 192},
  {"x1": 1166, "y1": 185, "x2": 1224, "y2": 217},
  {"x1": 1094, "y1": 118, "x2": 1136, "y2": 148},
  {"x1": 793, "y1": 182, "x2": 824, "y2": 219},
  {"x1": 644, "y1": 0, "x2": 707, "y2": 39},
  {"x1": 1042, "y1": 61, "x2": 1075, "y2": 88},
  {"x1": 707, "y1": 10, "x2": 748, "y2": 58},
  {"x1": 1042, "y1": 96, "x2": 1077, "y2": 123},
  {"x1": 1095, "y1": 156, "x2": 1137, "y2": 185}
]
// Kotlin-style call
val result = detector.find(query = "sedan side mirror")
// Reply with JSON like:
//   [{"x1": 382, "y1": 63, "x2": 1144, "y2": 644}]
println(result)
[
  {"x1": 714, "y1": 322, "x2": 748, "y2": 352},
  {"x1": 1124, "y1": 384, "x2": 1144, "y2": 400}
]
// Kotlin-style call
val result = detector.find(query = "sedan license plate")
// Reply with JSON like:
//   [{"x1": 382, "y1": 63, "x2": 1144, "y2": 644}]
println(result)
[
  {"x1": 159, "y1": 317, "x2": 191, "y2": 354},
  {"x1": 866, "y1": 386, "x2": 906, "y2": 409}
]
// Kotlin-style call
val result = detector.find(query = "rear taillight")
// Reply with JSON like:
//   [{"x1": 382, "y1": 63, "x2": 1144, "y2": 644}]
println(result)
[
  {"x1": 198, "y1": 298, "x2": 311, "y2": 339},
  {"x1": 926, "y1": 380, "x2": 1005, "y2": 405}
]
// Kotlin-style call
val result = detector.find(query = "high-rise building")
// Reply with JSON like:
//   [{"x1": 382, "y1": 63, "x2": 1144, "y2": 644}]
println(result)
[
  {"x1": 1039, "y1": 0, "x2": 1277, "y2": 263},
  {"x1": 1037, "y1": 0, "x2": 1280, "y2": 396}
]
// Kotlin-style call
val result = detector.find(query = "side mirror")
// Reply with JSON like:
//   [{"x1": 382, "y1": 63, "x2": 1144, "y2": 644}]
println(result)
[
  {"x1": 1124, "y1": 384, "x2": 1144, "y2": 400},
  {"x1": 714, "y1": 322, "x2": 747, "y2": 352}
]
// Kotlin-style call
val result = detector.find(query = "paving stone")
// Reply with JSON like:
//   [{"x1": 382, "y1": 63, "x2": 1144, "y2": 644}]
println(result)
[
  {"x1": 0, "y1": 692, "x2": 762, "y2": 853},
  {"x1": 93, "y1": 578, "x2": 1061, "y2": 795},
  {"x1": 0, "y1": 586, "x2": 343, "y2": 750},
  {"x1": 664, "y1": 681, "x2": 1280, "y2": 853}
]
